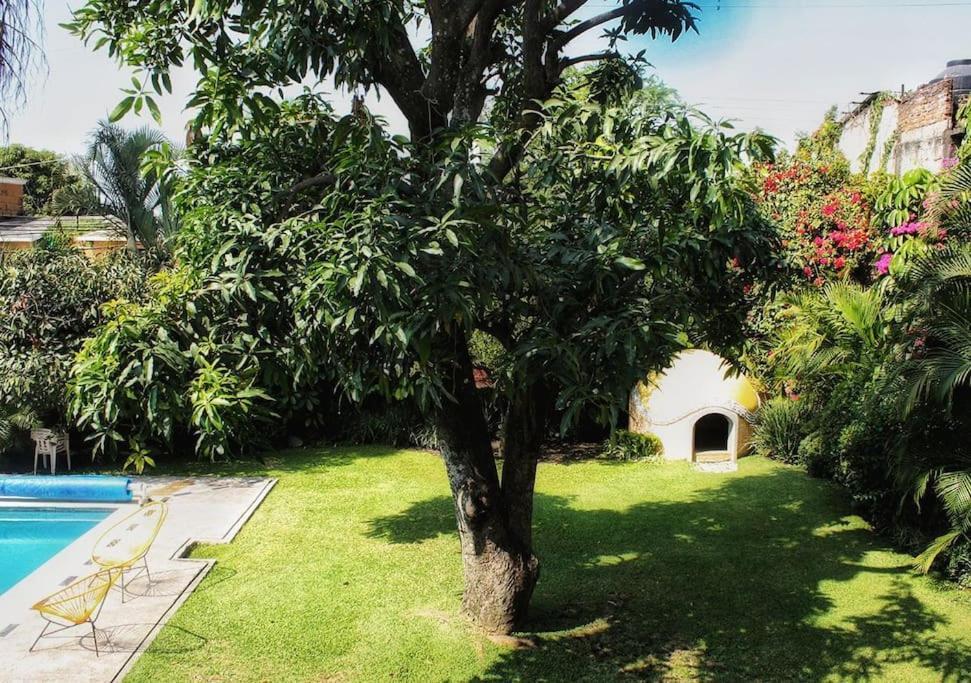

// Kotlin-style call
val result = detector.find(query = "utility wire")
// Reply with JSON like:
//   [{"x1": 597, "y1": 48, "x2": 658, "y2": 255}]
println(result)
[{"x1": 0, "y1": 157, "x2": 69, "y2": 172}]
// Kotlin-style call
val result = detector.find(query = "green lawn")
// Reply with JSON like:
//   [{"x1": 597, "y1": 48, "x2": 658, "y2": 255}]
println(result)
[{"x1": 129, "y1": 447, "x2": 971, "y2": 682}]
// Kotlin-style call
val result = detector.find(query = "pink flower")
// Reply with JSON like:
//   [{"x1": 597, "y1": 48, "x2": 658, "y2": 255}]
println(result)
[
  {"x1": 822, "y1": 203, "x2": 838, "y2": 217},
  {"x1": 803, "y1": 266, "x2": 813, "y2": 278},
  {"x1": 874, "y1": 252, "x2": 893, "y2": 275},
  {"x1": 942, "y1": 156, "x2": 959, "y2": 170},
  {"x1": 890, "y1": 221, "x2": 925, "y2": 237}
]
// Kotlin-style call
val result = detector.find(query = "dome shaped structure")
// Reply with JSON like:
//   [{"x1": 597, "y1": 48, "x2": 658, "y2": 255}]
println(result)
[{"x1": 628, "y1": 350, "x2": 759, "y2": 466}]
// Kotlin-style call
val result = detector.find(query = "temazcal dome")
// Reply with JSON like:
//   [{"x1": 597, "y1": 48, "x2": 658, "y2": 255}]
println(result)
[{"x1": 628, "y1": 350, "x2": 760, "y2": 464}]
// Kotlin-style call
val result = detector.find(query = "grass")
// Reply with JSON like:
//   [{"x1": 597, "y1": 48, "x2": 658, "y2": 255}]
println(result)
[{"x1": 128, "y1": 447, "x2": 971, "y2": 682}]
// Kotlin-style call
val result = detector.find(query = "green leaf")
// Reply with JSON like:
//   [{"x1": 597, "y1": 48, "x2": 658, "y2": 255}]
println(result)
[
  {"x1": 146, "y1": 96, "x2": 162, "y2": 124},
  {"x1": 109, "y1": 97, "x2": 135, "y2": 122},
  {"x1": 615, "y1": 256, "x2": 646, "y2": 271}
]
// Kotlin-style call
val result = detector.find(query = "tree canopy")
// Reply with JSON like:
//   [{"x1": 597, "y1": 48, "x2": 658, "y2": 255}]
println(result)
[{"x1": 67, "y1": 0, "x2": 783, "y2": 633}]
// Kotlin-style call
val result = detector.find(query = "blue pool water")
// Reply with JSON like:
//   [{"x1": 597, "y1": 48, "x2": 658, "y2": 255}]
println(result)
[{"x1": 0, "y1": 507, "x2": 112, "y2": 595}]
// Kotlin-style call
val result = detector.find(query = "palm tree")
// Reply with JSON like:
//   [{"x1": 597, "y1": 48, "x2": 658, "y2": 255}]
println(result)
[
  {"x1": 896, "y1": 156, "x2": 971, "y2": 573},
  {"x1": 0, "y1": 0, "x2": 43, "y2": 132},
  {"x1": 80, "y1": 121, "x2": 179, "y2": 251},
  {"x1": 773, "y1": 281, "x2": 892, "y2": 388},
  {"x1": 899, "y1": 242, "x2": 971, "y2": 572}
]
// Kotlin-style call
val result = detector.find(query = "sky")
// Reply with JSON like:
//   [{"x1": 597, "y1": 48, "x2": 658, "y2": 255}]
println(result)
[{"x1": 6, "y1": 1, "x2": 971, "y2": 155}]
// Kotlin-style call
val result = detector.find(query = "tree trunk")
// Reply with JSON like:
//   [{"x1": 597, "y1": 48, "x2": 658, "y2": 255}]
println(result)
[
  {"x1": 500, "y1": 381, "x2": 551, "y2": 549},
  {"x1": 434, "y1": 329, "x2": 539, "y2": 634}
]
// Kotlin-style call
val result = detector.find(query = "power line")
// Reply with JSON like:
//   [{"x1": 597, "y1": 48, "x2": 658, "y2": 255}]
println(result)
[{"x1": 0, "y1": 158, "x2": 69, "y2": 173}]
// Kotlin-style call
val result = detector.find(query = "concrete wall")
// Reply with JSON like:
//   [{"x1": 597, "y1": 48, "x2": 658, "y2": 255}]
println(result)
[{"x1": 840, "y1": 100, "x2": 899, "y2": 175}]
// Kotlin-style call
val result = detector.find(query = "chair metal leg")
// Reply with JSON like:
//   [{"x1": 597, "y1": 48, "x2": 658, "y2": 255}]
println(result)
[
  {"x1": 90, "y1": 621, "x2": 99, "y2": 657},
  {"x1": 29, "y1": 620, "x2": 51, "y2": 652},
  {"x1": 142, "y1": 555, "x2": 152, "y2": 584}
]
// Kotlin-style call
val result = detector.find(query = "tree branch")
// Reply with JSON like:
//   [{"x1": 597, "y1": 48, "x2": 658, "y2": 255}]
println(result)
[
  {"x1": 279, "y1": 171, "x2": 336, "y2": 217},
  {"x1": 452, "y1": 0, "x2": 505, "y2": 124},
  {"x1": 560, "y1": 50, "x2": 619, "y2": 69},
  {"x1": 554, "y1": 4, "x2": 637, "y2": 47},
  {"x1": 544, "y1": 0, "x2": 590, "y2": 30}
]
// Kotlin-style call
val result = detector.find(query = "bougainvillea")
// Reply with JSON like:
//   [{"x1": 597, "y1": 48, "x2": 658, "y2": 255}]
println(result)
[{"x1": 755, "y1": 158, "x2": 879, "y2": 285}]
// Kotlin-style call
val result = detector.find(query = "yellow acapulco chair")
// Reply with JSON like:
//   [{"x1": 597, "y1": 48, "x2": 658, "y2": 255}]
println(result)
[
  {"x1": 30, "y1": 569, "x2": 120, "y2": 656},
  {"x1": 91, "y1": 500, "x2": 168, "y2": 601}
]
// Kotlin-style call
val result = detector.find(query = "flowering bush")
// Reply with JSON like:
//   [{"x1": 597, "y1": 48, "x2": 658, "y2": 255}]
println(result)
[
  {"x1": 755, "y1": 158, "x2": 878, "y2": 285},
  {"x1": 870, "y1": 169, "x2": 950, "y2": 278}
]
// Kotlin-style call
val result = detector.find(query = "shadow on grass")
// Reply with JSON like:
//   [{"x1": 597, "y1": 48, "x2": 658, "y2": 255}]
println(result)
[
  {"x1": 368, "y1": 465, "x2": 971, "y2": 681},
  {"x1": 135, "y1": 443, "x2": 410, "y2": 478}
]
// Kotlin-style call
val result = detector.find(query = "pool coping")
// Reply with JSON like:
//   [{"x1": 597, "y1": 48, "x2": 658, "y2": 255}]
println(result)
[
  {"x1": 0, "y1": 503, "x2": 136, "y2": 608},
  {"x1": 0, "y1": 475, "x2": 277, "y2": 683},
  {"x1": 110, "y1": 476, "x2": 276, "y2": 682}
]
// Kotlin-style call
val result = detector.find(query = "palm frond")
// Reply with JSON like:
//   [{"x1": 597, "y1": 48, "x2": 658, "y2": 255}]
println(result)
[
  {"x1": 915, "y1": 529, "x2": 963, "y2": 574},
  {"x1": 936, "y1": 469, "x2": 971, "y2": 532}
]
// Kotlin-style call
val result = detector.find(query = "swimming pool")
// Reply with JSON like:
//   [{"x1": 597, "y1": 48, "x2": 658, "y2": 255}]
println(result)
[{"x1": 0, "y1": 507, "x2": 112, "y2": 595}]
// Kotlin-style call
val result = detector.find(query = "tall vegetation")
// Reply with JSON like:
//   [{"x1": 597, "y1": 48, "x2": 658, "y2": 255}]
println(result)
[
  {"x1": 754, "y1": 144, "x2": 971, "y2": 585},
  {"x1": 0, "y1": 145, "x2": 91, "y2": 214},
  {"x1": 0, "y1": 0, "x2": 42, "y2": 130},
  {"x1": 79, "y1": 121, "x2": 179, "y2": 250},
  {"x1": 0, "y1": 237, "x2": 156, "y2": 434}
]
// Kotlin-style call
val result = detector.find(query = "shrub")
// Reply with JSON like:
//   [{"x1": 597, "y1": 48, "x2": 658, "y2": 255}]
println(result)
[
  {"x1": 943, "y1": 538, "x2": 971, "y2": 588},
  {"x1": 797, "y1": 432, "x2": 831, "y2": 477},
  {"x1": 601, "y1": 429, "x2": 663, "y2": 462},
  {"x1": 0, "y1": 241, "x2": 156, "y2": 428},
  {"x1": 70, "y1": 222, "x2": 313, "y2": 462},
  {"x1": 751, "y1": 397, "x2": 806, "y2": 464}
]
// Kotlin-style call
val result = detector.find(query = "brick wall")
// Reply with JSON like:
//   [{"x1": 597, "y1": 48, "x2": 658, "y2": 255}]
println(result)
[
  {"x1": 0, "y1": 178, "x2": 25, "y2": 216},
  {"x1": 897, "y1": 78, "x2": 953, "y2": 132}
]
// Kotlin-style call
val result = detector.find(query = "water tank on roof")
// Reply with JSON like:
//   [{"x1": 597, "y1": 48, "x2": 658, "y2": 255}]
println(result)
[{"x1": 930, "y1": 59, "x2": 971, "y2": 96}]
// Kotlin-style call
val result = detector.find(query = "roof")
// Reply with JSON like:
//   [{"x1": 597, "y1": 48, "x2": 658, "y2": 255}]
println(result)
[
  {"x1": 0, "y1": 177, "x2": 27, "y2": 186},
  {"x1": 0, "y1": 215, "x2": 125, "y2": 244},
  {"x1": 638, "y1": 349, "x2": 760, "y2": 425}
]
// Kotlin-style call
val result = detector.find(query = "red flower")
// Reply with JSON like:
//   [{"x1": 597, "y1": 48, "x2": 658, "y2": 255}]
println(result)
[
  {"x1": 834, "y1": 256, "x2": 846, "y2": 269},
  {"x1": 822, "y1": 203, "x2": 838, "y2": 217},
  {"x1": 803, "y1": 266, "x2": 813, "y2": 278}
]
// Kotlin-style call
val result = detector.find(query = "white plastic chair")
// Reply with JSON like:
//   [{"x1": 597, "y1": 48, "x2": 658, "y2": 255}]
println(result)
[{"x1": 31, "y1": 428, "x2": 71, "y2": 474}]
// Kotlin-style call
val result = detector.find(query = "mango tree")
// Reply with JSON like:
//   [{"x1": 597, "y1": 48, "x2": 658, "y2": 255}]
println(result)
[{"x1": 68, "y1": 0, "x2": 779, "y2": 632}]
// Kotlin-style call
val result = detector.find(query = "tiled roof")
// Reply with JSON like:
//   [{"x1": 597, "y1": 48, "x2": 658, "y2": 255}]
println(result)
[{"x1": 0, "y1": 215, "x2": 125, "y2": 243}]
